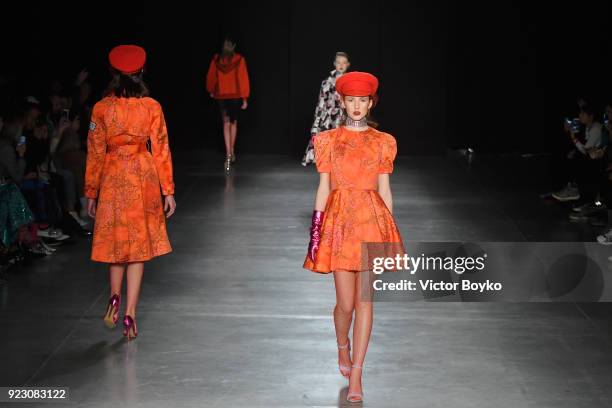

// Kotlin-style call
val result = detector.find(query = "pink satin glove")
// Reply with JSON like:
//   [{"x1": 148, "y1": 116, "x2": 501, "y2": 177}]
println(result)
[{"x1": 308, "y1": 210, "x2": 325, "y2": 262}]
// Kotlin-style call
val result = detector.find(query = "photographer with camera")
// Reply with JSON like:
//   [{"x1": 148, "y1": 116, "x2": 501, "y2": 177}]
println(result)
[{"x1": 555, "y1": 106, "x2": 607, "y2": 221}]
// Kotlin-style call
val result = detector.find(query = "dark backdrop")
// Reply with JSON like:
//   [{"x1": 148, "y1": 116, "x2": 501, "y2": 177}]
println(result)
[{"x1": 2, "y1": 1, "x2": 611, "y2": 156}]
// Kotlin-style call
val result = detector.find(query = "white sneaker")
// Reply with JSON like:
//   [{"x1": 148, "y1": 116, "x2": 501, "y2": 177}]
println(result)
[
  {"x1": 38, "y1": 228, "x2": 70, "y2": 241},
  {"x1": 596, "y1": 229, "x2": 612, "y2": 245},
  {"x1": 572, "y1": 202, "x2": 592, "y2": 212},
  {"x1": 573, "y1": 201, "x2": 607, "y2": 213},
  {"x1": 552, "y1": 183, "x2": 580, "y2": 202}
]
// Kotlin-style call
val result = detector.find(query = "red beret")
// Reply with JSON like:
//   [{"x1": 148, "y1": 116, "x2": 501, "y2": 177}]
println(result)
[
  {"x1": 109, "y1": 45, "x2": 146, "y2": 74},
  {"x1": 335, "y1": 71, "x2": 379, "y2": 97}
]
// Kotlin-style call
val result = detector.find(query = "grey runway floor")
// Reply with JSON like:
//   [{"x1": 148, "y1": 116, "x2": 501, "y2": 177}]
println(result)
[{"x1": 1, "y1": 150, "x2": 612, "y2": 408}]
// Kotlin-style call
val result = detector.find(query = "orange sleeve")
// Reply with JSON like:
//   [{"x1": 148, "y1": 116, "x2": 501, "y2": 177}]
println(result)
[
  {"x1": 84, "y1": 102, "x2": 107, "y2": 199},
  {"x1": 150, "y1": 102, "x2": 175, "y2": 195},
  {"x1": 313, "y1": 131, "x2": 332, "y2": 173},
  {"x1": 206, "y1": 55, "x2": 217, "y2": 95},
  {"x1": 378, "y1": 133, "x2": 397, "y2": 174},
  {"x1": 238, "y1": 57, "x2": 250, "y2": 99}
]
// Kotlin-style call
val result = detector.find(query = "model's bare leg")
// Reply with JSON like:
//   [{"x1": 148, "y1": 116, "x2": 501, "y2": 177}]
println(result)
[
  {"x1": 103, "y1": 263, "x2": 126, "y2": 328},
  {"x1": 349, "y1": 271, "x2": 373, "y2": 396},
  {"x1": 222, "y1": 112, "x2": 231, "y2": 157},
  {"x1": 229, "y1": 120, "x2": 238, "y2": 157},
  {"x1": 109, "y1": 263, "x2": 126, "y2": 296},
  {"x1": 125, "y1": 262, "x2": 144, "y2": 322},
  {"x1": 333, "y1": 270, "x2": 356, "y2": 375}
]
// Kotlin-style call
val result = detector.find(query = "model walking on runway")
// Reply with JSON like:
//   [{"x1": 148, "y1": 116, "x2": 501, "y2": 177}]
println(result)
[
  {"x1": 301, "y1": 51, "x2": 350, "y2": 166},
  {"x1": 206, "y1": 38, "x2": 250, "y2": 173},
  {"x1": 85, "y1": 45, "x2": 176, "y2": 340},
  {"x1": 303, "y1": 72, "x2": 405, "y2": 403}
]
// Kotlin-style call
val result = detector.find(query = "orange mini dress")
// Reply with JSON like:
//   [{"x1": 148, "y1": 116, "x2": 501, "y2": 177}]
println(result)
[
  {"x1": 84, "y1": 96, "x2": 174, "y2": 263},
  {"x1": 303, "y1": 126, "x2": 405, "y2": 273}
]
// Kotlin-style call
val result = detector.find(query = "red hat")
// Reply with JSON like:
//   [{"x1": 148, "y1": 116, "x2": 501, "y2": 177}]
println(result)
[
  {"x1": 109, "y1": 45, "x2": 146, "y2": 74},
  {"x1": 335, "y1": 71, "x2": 379, "y2": 97}
]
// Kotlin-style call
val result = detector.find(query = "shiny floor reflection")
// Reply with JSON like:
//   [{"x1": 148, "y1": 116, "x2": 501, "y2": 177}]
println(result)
[{"x1": 1, "y1": 150, "x2": 611, "y2": 408}]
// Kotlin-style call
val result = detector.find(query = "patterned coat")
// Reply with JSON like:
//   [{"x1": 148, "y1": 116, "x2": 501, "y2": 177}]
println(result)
[
  {"x1": 302, "y1": 70, "x2": 345, "y2": 165},
  {"x1": 85, "y1": 96, "x2": 174, "y2": 263}
]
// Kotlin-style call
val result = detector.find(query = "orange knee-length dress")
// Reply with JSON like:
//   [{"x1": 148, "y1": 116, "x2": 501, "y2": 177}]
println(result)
[
  {"x1": 303, "y1": 126, "x2": 405, "y2": 273},
  {"x1": 84, "y1": 96, "x2": 174, "y2": 263}
]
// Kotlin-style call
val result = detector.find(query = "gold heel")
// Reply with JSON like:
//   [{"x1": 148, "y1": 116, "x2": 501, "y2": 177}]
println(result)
[
  {"x1": 103, "y1": 294, "x2": 120, "y2": 329},
  {"x1": 224, "y1": 157, "x2": 232, "y2": 173}
]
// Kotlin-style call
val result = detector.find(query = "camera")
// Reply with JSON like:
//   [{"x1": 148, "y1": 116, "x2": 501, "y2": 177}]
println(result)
[{"x1": 564, "y1": 117, "x2": 581, "y2": 133}]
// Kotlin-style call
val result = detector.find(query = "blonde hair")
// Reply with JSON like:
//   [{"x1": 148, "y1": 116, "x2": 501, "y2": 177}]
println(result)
[{"x1": 335, "y1": 51, "x2": 350, "y2": 61}]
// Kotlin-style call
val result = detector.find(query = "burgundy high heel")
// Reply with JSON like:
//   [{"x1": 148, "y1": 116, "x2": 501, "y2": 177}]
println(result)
[
  {"x1": 123, "y1": 315, "x2": 138, "y2": 340},
  {"x1": 103, "y1": 294, "x2": 120, "y2": 328}
]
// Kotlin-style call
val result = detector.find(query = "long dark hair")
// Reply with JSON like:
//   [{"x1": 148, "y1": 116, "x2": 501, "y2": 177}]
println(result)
[
  {"x1": 104, "y1": 68, "x2": 150, "y2": 98},
  {"x1": 219, "y1": 37, "x2": 236, "y2": 60}
]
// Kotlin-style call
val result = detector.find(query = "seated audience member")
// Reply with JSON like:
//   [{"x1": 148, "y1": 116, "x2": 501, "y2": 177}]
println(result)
[
  {"x1": 553, "y1": 106, "x2": 604, "y2": 211},
  {"x1": 20, "y1": 114, "x2": 69, "y2": 240},
  {"x1": 0, "y1": 116, "x2": 53, "y2": 256},
  {"x1": 54, "y1": 111, "x2": 88, "y2": 224}
]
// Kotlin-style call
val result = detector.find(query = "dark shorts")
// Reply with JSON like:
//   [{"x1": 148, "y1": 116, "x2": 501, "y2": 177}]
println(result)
[{"x1": 218, "y1": 98, "x2": 242, "y2": 123}]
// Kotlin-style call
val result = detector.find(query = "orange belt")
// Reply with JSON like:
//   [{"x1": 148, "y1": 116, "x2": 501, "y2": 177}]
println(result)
[
  {"x1": 331, "y1": 188, "x2": 376, "y2": 191},
  {"x1": 107, "y1": 144, "x2": 148, "y2": 154}
]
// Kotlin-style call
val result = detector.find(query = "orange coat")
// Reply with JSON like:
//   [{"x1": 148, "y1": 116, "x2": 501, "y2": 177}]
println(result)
[
  {"x1": 303, "y1": 126, "x2": 405, "y2": 273},
  {"x1": 85, "y1": 96, "x2": 174, "y2": 263},
  {"x1": 206, "y1": 53, "x2": 250, "y2": 99}
]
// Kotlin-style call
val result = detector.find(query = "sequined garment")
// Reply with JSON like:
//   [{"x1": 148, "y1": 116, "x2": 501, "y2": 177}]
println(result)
[{"x1": 0, "y1": 182, "x2": 34, "y2": 246}]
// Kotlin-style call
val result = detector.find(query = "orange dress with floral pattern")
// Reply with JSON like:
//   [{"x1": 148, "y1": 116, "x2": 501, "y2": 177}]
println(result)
[
  {"x1": 85, "y1": 96, "x2": 174, "y2": 263},
  {"x1": 303, "y1": 126, "x2": 405, "y2": 273}
]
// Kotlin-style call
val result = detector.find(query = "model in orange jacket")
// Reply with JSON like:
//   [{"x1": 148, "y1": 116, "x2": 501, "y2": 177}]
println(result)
[{"x1": 206, "y1": 38, "x2": 250, "y2": 173}]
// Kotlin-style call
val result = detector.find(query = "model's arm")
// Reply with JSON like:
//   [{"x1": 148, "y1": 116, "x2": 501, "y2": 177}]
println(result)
[
  {"x1": 312, "y1": 131, "x2": 332, "y2": 203},
  {"x1": 84, "y1": 104, "x2": 107, "y2": 200},
  {"x1": 238, "y1": 56, "x2": 250, "y2": 101},
  {"x1": 314, "y1": 173, "x2": 330, "y2": 211},
  {"x1": 206, "y1": 56, "x2": 217, "y2": 96},
  {"x1": 150, "y1": 102, "x2": 176, "y2": 218},
  {"x1": 377, "y1": 134, "x2": 397, "y2": 213},
  {"x1": 149, "y1": 103, "x2": 175, "y2": 196},
  {"x1": 377, "y1": 174, "x2": 393, "y2": 214}
]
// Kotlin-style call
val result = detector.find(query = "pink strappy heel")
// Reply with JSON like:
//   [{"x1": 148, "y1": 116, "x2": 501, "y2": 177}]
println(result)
[
  {"x1": 346, "y1": 364, "x2": 364, "y2": 403},
  {"x1": 337, "y1": 339, "x2": 351, "y2": 377}
]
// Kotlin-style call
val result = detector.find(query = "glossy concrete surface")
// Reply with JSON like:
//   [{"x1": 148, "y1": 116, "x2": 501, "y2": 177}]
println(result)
[{"x1": 1, "y1": 150, "x2": 611, "y2": 407}]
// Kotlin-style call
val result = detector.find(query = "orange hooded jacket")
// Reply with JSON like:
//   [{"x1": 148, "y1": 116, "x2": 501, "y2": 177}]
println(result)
[{"x1": 206, "y1": 53, "x2": 250, "y2": 99}]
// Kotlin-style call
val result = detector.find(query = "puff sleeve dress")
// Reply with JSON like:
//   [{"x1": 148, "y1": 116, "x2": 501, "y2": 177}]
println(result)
[{"x1": 303, "y1": 126, "x2": 405, "y2": 273}]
